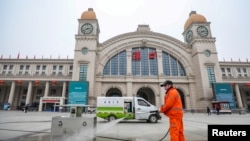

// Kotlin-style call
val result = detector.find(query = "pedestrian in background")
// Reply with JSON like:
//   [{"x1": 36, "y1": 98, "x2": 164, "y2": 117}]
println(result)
[
  {"x1": 160, "y1": 80, "x2": 185, "y2": 141},
  {"x1": 207, "y1": 106, "x2": 211, "y2": 116},
  {"x1": 24, "y1": 105, "x2": 28, "y2": 113},
  {"x1": 216, "y1": 106, "x2": 220, "y2": 115}
]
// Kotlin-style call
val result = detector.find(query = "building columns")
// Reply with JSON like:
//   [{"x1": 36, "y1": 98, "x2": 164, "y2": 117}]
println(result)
[
  {"x1": 25, "y1": 81, "x2": 32, "y2": 105},
  {"x1": 62, "y1": 81, "x2": 66, "y2": 98},
  {"x1": 156, "y1": 49, "x2": 163, "y2": 76},
  {"x1": 39, "y1": 97, "x2": 43, "y2": 112},
  {"x1": 44, "y1": 81, "x2": 49, "y2": 97},
  {"x1": 234, "y1": 83, "x2": 243, "y2": 108},
  {"x1": 126, "y1": 82, "x2": 132, "y2": 96},
  {"x1": 187, "y1": 82, "x2": 197, "y2": 111},
  {"x1": 126, "y1": 48, "x2": 132, "y2": 75},
  {"x1": 8, "y1": 81, "x2": 16, "y2": 105}
]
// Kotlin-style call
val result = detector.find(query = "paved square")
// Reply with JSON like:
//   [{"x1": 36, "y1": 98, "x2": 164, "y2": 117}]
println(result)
[{"x1": 0, "y1": 111, "x2": 249, "y2": 141}]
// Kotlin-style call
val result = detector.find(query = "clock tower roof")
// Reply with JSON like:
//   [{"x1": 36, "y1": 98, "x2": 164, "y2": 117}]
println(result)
[
  {"x1": 81, "y1": 8, "x2": 96, "y2": 19},
  {"x1": 184, "y1": 11, "x2": 207, "y2": 30}
]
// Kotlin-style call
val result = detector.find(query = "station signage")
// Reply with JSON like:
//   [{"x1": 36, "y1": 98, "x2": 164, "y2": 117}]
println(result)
[
  {"x1": 42, "y1": 97, "x2": 60, "y2": 103},
  {"x1": 68, "y1": 81, "x2": 89, "y2": 105},
  {"x1": 212, "y1": 83, "x2": 235, "y2": 109}
]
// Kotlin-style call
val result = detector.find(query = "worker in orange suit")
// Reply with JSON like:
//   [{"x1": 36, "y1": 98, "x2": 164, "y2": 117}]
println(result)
[{"x1": 160, "y1": 80, "x2": 185, "y2": 141}]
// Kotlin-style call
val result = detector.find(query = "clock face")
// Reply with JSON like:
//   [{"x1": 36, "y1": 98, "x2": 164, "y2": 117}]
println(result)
[
  {"x1": 82, "y1": 47, "x2": 88, "y2": 55},
  {"x1": 197, "y1": 26, "x2": 208, "y2": 37},
  {"x1": 81, "y1": 23, "x2": 93, "y2": 35},
  {"x1": 204, "y1": 50, "x2": 211, "y2": 57},
  {"x1": 185, "y1": 30, "x2": 193, "y2": 43}
]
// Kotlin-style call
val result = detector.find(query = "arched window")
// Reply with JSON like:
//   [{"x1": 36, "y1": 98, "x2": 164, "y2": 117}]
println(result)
[
  {"x1": 103, "y1": 50, "x2": 126, "y2": 75},
  {"x1": 162, "y1": 51, "x2": 186, "y2": 76},
  {"x1": 131, "y1": 47, "x2": 158, "y2": 76}
]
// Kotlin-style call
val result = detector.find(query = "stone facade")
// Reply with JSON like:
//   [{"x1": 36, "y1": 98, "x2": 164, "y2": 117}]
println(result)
[{"x1": 0, "y1": 9, "x2": 250, "y2": 112}]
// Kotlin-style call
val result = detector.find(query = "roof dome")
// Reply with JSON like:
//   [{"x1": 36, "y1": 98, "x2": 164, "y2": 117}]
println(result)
[
  {"x1": 81, "y1": 8, "x2": 96, "y2": 19},
  {"x1": 184, "y1": 11, "x2": 207, "y2": 30}
]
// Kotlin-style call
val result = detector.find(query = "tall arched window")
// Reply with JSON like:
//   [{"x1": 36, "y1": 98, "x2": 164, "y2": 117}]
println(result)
[
  {"x1": 162, "y1": 51, "x2": 186, "y2": 76},
  {"x1": 103, "y1": 51, "x2": 126, "y2": 75},
  {"x1": 131, "y1": 47, "x2": 158, "y2": 76}
]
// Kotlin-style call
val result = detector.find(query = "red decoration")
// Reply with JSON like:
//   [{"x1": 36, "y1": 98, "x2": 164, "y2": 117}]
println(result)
[
  {"x1": 148, "y1": 51, "x2": 157, "y2": 59},
  {"x1": 17, "y1": 80, "x2": 22, "y2": 85},
  {"x1": 34, "y1": 81, "x2": 40, "y2": 85},
  {"x1": 132, "y1": 50, "x2": 141, "y2": 61},
  {"x1": 51, "y1": 81, "x2": 57, "y2": 85},
  {"x1": 0, "y1": 80, "x2": 4, "y2": 85},
  {"x1": 17, "y1": 53, "x2": 20, "y2": 59},
  {"x1": 245, "y1": 83, "x2": 250, "y2": 87}
]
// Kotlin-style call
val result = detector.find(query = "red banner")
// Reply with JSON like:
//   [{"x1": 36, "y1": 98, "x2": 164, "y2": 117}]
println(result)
[
  {"x1": 42, "y1": 99, "x2": 60, "y2": 103},
  {"x1": 149, "y1": 51, "x2": 157, "y2": 59},
  {"x1": 132, "y1": 50, "x2": 141, "y2": 61}
]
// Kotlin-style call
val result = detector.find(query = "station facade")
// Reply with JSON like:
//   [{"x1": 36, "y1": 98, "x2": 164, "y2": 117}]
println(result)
[{"x1": 0, "y1": 8, "x2": 250, "y2": 112}]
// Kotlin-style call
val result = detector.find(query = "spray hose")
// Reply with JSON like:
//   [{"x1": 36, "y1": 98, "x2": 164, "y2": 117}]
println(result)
[{"x1": 159, "y1": 127, "x2": 170, "y2": 141}]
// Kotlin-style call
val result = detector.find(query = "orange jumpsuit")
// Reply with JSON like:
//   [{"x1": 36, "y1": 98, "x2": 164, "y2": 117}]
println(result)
[{"x1": 160, "y1": 87, "x2": 185, "y2": 141}]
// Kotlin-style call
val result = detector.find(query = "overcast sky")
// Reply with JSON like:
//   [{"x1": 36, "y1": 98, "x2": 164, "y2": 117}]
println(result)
[{"x1": 0, "y1": 0, "x2": 249, "y2": 61}]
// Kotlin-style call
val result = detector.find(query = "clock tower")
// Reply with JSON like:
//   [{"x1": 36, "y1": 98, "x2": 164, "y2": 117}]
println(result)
[
  {"x1": 182, "y1": 11, "x2": 222, "y2": 107},
  {"x1": 72, "y1": 8, "x2": 100, "y2": 104}
]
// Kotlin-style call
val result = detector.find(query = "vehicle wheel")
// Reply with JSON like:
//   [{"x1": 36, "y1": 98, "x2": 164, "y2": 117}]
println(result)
[
  {"x1": 148, "y1": 115, "x2": 158, "y2": 123},
  {"x1": 108, "y1": 115, "x2": 116, "y2": 122}
]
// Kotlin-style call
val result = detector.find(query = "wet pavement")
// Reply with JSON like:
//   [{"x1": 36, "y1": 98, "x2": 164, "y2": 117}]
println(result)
[{"x1": 0, "y1": 110, "x2": 250, "y2": 141}]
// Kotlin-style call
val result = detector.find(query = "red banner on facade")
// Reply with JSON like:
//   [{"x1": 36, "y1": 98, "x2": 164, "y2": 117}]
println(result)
[
  {"x1": 42, "y1": 99, "x2": 60, "y2": 103},
  {"x1": 149, "y1": 51, "x2": 156, "y2": 59},
  {"x1": 132, "y1": 50, "x2": 141, "y2": 61}
]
